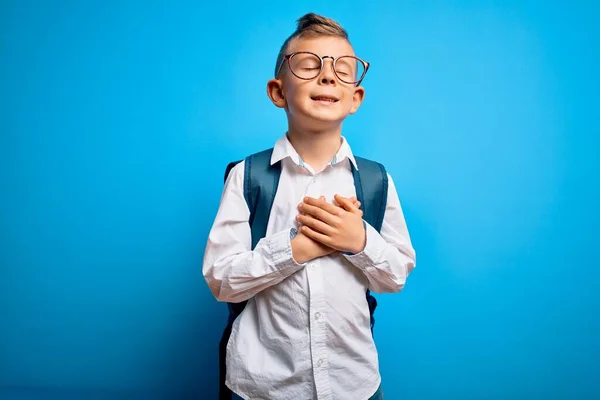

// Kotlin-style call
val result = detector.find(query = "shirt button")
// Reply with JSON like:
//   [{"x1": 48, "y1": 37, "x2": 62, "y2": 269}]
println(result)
[
  {"x1": 315, "y1": 312, "x2": 321, "y2": 320},
  {"x1": 316, "y1": 359, "x2": 323, "y2": 367}
]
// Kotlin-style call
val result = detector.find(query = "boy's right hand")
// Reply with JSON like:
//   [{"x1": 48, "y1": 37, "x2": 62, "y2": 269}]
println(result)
[{"x1": 291, "y1": 196, "x2": 362, "y2": 264}]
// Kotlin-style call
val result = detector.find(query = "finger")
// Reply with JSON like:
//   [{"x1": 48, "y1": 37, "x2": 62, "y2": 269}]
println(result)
[
  {"x1": 338, "y1": 195, "x2": 359, "y2": 207},
  {"x1": 332, "y1": 196, "x2": 360, "y2": 214},
  {"x1": 303, "y1": 196, "x2": 342, "y2": 216},
  {"x1": 298, "y1": 202, "x2": 338, "y2": 225},
  {"x1": 301, "y1": 225, "x2": 332, "y2": 247},
  {"x1": 346, "y1": 196, "x2": 358, "y2": 206},
  {"x1": 297, "y1": 214, "x2": 334, "y2": 235},
  {"x1": 335, "y1": 194, "x2": 357, "y2": 212},
  {"x1": 336, "y1": 195, "x2": 364, "y2": 216},
  {"x1": 335, "y1": 195, "x2": 355, "y2": 202}
]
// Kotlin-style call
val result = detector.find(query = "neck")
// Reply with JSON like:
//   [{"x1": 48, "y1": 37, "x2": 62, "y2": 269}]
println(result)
[{"x1": 287, "y1": 123, "x2": 343, "y2": 172}]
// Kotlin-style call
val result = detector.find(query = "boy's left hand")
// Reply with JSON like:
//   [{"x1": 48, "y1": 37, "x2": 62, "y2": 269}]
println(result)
[{"x1": 296, "y1": 194, "x2": 366, "y2": 254}]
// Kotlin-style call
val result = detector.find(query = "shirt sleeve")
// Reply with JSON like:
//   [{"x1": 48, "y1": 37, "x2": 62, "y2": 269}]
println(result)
[
  {"x1": 202, "y1": 161, "x2": 305, "y2": 303},
  {"x1": 343, "y1": 173, "x2": 416, "y2": 293}
]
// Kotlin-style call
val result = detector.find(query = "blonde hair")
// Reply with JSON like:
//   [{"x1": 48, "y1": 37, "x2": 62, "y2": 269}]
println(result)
[{"x1": 274, "y1": 13, "x2": 350, "y2": 77}]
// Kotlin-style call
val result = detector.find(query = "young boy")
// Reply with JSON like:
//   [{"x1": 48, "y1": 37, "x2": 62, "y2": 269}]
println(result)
[{"x1": 203, "y1": 13, "x2": 416, "y2": 400}]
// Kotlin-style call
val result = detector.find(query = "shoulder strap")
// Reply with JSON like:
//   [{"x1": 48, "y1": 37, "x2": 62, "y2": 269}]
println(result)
[
  {"x1": 244, "y1": 148, "x2": 282, "y2": 249},
  {"x1": 352, "y1": 156, "x2": 388, "y2": 233},
  {"x1": 223, "y1": 148, "x2": 282, "y2": 249}
]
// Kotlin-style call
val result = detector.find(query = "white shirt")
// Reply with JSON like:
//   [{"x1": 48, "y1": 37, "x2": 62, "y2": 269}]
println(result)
[{"x1": 203, "y1": 135, "x2": 416, "y2": 400}]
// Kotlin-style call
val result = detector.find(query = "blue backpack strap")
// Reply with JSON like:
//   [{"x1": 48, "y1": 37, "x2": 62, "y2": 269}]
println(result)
[
  {"x1": 244, "y1": 149, "x2": 282, "y2": 250},
  {"x1": 219, "y1": 148, "x2": 280, "y2": 400},
  {"x1": 351, "y1": 156, "x2": 389, "y2": 334},
  {"x1": 352, "y1": 157, "x2": 388, "y2": 232}
]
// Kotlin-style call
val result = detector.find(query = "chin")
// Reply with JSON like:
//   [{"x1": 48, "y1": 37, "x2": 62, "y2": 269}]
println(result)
[
  {"x1": 288, "y1": 104, "x2": 348, "y2": 129},
  {"x1": 307, "y1": 106, "x2": 348, "y2": 123},
  {"x1": 299, "y1": 116, "x2": 345, "y2": 133},
  {"x1": 312, "y1": 113, "x2": 347, "y2": 125}
]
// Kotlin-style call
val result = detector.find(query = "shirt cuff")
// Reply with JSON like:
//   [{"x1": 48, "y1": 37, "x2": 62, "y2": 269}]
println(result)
[
  {"x1": 343, "y1": 221, "x2": 386, "y2": 270},
  {"x1": 267, "y1": 227, "x2": 306, "y2": 271},
  {"x1": 343, "y1": 220, "x2": 367, "y2": 256},
  {"x1": 290, "y1": 227, "x2": 299, "y2": 240}
]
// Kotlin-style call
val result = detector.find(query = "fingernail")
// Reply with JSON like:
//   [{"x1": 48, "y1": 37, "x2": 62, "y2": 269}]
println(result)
[{"x1": 298, "y1": 203, "x2": 303, "y2": 209}]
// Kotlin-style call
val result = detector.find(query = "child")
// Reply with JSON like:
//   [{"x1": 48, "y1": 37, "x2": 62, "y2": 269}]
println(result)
[{"x1": 203, "y1": 12, "x2": 416, "y2": 400}]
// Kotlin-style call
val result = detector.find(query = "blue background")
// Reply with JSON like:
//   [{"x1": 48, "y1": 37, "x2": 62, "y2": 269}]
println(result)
[{"x1": 1, "y1": 1, "x2": 599, "y2": 399}]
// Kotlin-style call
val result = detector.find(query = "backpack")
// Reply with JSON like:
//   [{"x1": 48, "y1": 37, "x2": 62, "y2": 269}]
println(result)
[{"x1": 218, "y1": 148, "x2": 388, "y2": 400}]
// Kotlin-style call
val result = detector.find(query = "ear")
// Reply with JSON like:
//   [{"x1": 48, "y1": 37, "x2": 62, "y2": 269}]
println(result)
[
  {"x1": 267, "y1": 79, "x2": 286, "y2": 108},
  {"x1": 349, "y1": 86, "x2": 365, "y2": 114}
]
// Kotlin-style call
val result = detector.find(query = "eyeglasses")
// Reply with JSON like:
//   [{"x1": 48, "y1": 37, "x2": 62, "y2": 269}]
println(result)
[{"x1": 276, "y1": 51, "x2": 370, "y2": 86}]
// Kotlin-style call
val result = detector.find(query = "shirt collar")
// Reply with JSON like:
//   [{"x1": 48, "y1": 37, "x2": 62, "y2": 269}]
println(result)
[{"x1": 270, "y1": 133, "x2": 359, "y2": 170}]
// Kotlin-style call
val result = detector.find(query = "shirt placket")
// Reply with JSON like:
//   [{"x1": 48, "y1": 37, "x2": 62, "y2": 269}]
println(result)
[
  {"x1": 302, "y1": 171, "x2": 332, "y2": 399},
  {"x1": 306, "y1": 259, "x2": 331, "y2": 399}
]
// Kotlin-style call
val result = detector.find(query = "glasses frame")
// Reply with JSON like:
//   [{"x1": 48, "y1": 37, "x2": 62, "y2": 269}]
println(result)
[{"x1": 275, "y1": 51, "x2": 370, "y2": 86}]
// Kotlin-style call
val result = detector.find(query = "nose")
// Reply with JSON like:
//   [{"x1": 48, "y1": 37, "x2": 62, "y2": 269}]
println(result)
[{"x1": 319, "y1": 56, "x2": 336, "y2": 85}]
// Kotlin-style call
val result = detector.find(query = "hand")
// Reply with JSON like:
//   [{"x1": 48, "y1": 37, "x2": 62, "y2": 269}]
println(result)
[
  {"x1": 297, "y1": 194, "x2": 366, "y2": 254},
  {"x1": 291, "y1": 196, "x2": 361, "y2": 263},
  {"x1": 291, "y1": 196, "x2": 338, "y2": 264},
  {"x1": 291, "y1": 228, "x2": 335, "y2": 264}
]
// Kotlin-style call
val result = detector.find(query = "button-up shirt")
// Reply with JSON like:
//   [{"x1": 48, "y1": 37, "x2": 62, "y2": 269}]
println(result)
[{"x1": 203, "y1": 134, "x2": 416, "y2": 400}]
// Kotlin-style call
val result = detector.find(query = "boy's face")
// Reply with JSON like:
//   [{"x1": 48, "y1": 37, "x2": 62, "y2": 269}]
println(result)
[{"x1": 267, "y1": 36, "x2": 365, "y2": 130}]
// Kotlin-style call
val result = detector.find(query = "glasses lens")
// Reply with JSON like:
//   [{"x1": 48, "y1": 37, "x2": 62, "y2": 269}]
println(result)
[
  {"x1": 289, "y1": 53, "x2": 321, "y2": 80},
  {"x1": 335, "y1": 56, "x2": 366, "y2": 84}
]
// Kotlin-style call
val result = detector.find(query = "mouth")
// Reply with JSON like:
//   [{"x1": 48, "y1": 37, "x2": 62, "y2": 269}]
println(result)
[{"x1": 311, "y1": 94, "x2": 339, "y2": 103}]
